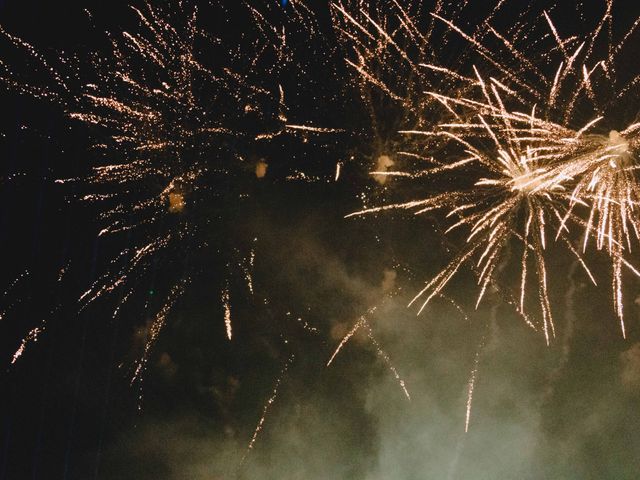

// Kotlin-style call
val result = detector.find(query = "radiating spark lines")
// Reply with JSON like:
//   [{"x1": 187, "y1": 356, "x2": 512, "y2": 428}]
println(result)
[{"x1": 336, "y1": 0, "x2": 640, "y2": 340}]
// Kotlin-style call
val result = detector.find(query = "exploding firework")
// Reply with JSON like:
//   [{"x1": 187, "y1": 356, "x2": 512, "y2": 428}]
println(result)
[
  {"x1": 335, "y1": 0, "x2": 640, "y2": 340},
  {"x1": 0, "y1": 1, "x2": 291, "y2": 379},
  {"x1": 428, "y1": 2, "x2": 640, "y2": 340}
]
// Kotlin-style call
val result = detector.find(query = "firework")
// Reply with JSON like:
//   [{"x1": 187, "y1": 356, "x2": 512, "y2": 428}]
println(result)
[
  {"x1": 336, "y1": 0, "x2": 640, "y2": 339},
  {"x1": 427, "y1": 1, "x2": 640, "y2": 337},
  {"x1": 0, "y1": 1, "x2": 284, "y2": 375},
  {"x1": 347, "y1": 81, "x2": 590, "y2": 343}
]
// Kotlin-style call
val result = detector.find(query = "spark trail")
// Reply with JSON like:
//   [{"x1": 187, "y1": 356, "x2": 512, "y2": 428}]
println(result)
[
  {"x1": 328, "y1": 302, "x2": 411, "y2": 400},
  {"x1": 240, "y1": 353, "x2": 295, "y2": 468}
]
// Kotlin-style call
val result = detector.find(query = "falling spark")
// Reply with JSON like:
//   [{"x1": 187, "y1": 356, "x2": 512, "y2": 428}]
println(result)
[
  {"x1": 241, "y1": 353, "x2": 295, "y2": 465},
  {"x1": 465, "y1": 342, "x2": 483, "y2": 433},
  {"x1": 337, "y1": 0, "x2": 640, "y2": 340},
  {"x1": 363, "y1": 321, "x2": 411, "y2": 400},
  {"x1": 11, "y1": 321, "x2": 46, "y2": 365},
  {"x1": 9, "y1": 266, "x2": 70, "y2": 365},
  {"x1": 328, "y1": 304, "x2": 410, "y2": 400},
  {"x1": 132, "y1": 278, "x2": 189, "y2": 387},
  {"x1": 222, "y1": 282, "x2": 232, "y2": 341},
  {"x1": 255, "y1": 160, "x2": 268, "y2": 179},
  {"x1": 242, "y1": 249, "x2": 256, "y2": 295},
  {"x1": 0, "y1": 270, "x2": 29, "y2": 321},
  {"x1": 285, "y1": 124, "x2": 345, "y2": 133},
  {"x1": 327, "y1": 314, "x2": 367, "y2": 367}
]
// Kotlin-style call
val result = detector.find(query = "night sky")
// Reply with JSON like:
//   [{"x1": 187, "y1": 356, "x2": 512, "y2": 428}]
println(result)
[{"x1": 1, "y1": 1, "x2": 640, "y2": 479}]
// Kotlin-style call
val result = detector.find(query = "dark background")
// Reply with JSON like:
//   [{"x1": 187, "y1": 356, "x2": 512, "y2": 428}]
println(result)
[{"x1": 1, "y1": 1, "x2": 640, "y2": 479}]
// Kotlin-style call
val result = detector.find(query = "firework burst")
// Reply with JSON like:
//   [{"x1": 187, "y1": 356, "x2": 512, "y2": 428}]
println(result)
[
  {"x1": 337, "y1": 0, "x2": 640, "y2": 339},
  {"x1": 426, "y1": 0, "x2": 640, "y2": 337},
  {"x1": 347, "y1": 78, "x2": 595, "y2": 343},
  {"x1": 0, "y1": 1, "x2": 285, "y2": 377}
]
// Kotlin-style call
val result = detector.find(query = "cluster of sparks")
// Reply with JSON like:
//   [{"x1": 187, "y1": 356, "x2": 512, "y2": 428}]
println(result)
[
  {"x1": 337, "y1": 0, "x2": 640, "y2": 343},
  {"x1": 0, "y1": 1, "x2": 291, "y2": 373},
  {"x1": 1, "y1": 0, "x2": 352, "y2": 371},
  {"x1": 327, "y1": 301, "x2": 411, "y2": 400},
  {"x1": 0, "y1": 0, "x2": 358, "y2": 460}
]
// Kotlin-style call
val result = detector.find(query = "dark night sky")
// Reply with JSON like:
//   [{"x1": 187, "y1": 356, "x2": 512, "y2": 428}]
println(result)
[{"x1": 1, "y1": 1, "x2": 640, "y2": 479}]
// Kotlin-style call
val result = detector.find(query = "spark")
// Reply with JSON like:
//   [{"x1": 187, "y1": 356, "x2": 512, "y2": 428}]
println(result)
[
  {"x1": 0, "y1": 270, "x2": 29, "y2": 321},
  {"x1": 241, "y1": 248, "x2": 256, "y2": 295},
  {"x1": 328, "y1": 303, "x2": 410, "y2": 400},
  {"x1": 465, "y1": 342, "x2": 483, "y2": 433},
  {"x1": 560, "y1": 129, "x2": 640, "y2": 337},
  {"x1": 241, "y1": 353, "x2": 295, "y2": 466},
  {"x1": 11, "y1": 321, "x2": 46, "y2": 365},
  {"x1": 327, "y1": 314, "x2": 368, "y2": 367},
  {"x1": 363, "y1": 321, "x2": 411, "y2": 400},
  {"x1": 222, "y1": 282, "x2": 232, "y2": 341},
  {"x1": 132, "y1": 278, "x2": 189, "y2": 387},
  {"x1": 285, "y1": 124, "x2": 345, "y2": 133},
  {"x1": 284, "y1": 310, "x2": 319, "y2": 334},
  {"x1": 255, "y1": 160, "x2": 269, "y2": 179},
  {"x1": 9, "y1": 267, "x2": 68, "y2": 365}
]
